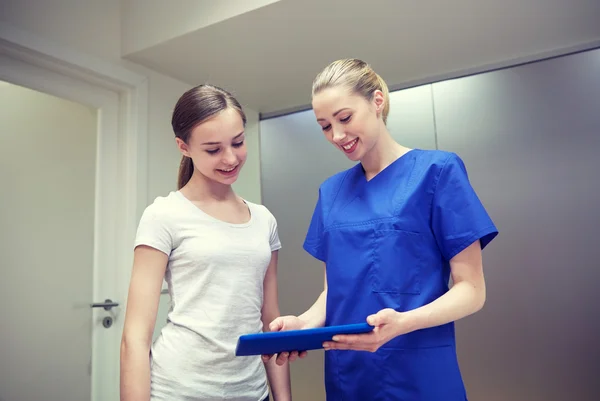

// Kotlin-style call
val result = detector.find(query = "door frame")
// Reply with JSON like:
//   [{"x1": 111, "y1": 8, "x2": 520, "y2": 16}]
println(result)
[{"x1": 0, "y1": 22, "x2": 149, "y2": 401}]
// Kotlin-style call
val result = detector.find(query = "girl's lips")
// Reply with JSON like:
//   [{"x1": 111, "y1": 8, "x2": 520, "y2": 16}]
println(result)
[{"x1": 217, "y1": 165, "x2": 239, "y2": 177}]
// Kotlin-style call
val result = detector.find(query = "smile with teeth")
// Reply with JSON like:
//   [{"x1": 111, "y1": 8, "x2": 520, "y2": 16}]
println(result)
[
  {"x1": 342, "y1": 138, "x2": 358, "y2": 151},
  {"x1": 218, "y1": 165, "x2": 238, "y2": 175}
]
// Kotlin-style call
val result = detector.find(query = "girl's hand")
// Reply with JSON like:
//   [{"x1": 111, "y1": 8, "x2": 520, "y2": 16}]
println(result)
[{"x1": 261, "y1": 315, "x2": 309, "y2": 366}]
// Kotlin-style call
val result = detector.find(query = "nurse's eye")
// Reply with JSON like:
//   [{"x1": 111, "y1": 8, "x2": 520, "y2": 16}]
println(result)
[
  {"x1": 340, "y1": 115, "x2": 352, "y2": 123},
  {"x1": 321, "y1": 124, "x2": 331, "y2": 131},
  {"x1": 232, "y1": 140, "x2": 244, "y2": 148},
  {"x1": 206, "y1": 148, "x2": 220, "y2": 155}
]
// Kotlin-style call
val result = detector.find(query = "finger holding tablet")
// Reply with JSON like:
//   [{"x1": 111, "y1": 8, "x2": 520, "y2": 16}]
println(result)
[
  {"x1": 236, "y1": 318, "x2": 374, "y2": 365},
  {"x1": 261, "y1": 315, "x2": 308, "y2": 365}
]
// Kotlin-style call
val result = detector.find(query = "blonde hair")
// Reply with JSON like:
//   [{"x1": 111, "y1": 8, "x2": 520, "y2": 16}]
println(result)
[{"x1": 312, "y1": 58, "x2": 390, "y2": 124}]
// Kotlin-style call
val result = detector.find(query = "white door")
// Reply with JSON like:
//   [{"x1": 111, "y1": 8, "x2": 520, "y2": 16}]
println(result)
[{"x1": 0, "y1": 79, "x2": 122, "y2": 400}]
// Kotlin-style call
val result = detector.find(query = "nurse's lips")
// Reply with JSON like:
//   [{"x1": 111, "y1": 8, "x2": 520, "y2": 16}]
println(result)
[{"x1": 341, "y1": 138, "x2": 359, "y2": 153}]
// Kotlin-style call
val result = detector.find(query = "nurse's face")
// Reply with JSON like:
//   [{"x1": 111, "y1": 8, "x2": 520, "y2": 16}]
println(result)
[{"x1": 312, "y1": 86, "x2": 384, "y2": 162}]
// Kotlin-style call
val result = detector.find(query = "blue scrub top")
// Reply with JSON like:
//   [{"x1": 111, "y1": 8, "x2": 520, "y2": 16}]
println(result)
[{"x1": 303, "y1": 149, "x2": 498, "y2": 401}]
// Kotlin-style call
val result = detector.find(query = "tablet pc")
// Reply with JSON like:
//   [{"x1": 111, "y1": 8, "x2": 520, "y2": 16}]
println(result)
[{"x1": 235, "y1": 322, "x2": 374, "y2": 356}]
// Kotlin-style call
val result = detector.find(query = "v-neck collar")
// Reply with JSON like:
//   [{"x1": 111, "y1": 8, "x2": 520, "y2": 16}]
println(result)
[{"x1": 359, "y1": 148, "x2": 417, "y2": 184}]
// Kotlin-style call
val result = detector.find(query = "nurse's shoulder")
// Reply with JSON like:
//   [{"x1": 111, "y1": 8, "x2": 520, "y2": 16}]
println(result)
[
  {"x1": 413, "y1": 148, "x2": 460, "y2": 167},
  {"x1": 412, "y1": 148, "x2": 471, "y2": 185}
]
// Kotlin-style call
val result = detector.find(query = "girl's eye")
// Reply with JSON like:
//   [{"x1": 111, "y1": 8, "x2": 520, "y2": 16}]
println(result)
[
  {"x1": 340, "y1": 115, "x2": 351, "y2": 123},
  {"x1": 322, "y1": 124, "x2": 331, "y2": 131},
  {"x1": 206, "y1": 149, "x2": 219, "y2": 154},
  {"x1": 232, "y1": 140, "x2": 244, "y2": 148}
]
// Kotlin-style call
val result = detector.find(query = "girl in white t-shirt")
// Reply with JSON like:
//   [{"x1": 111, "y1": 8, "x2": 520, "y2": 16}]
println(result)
[{"x1": 120, "y1": 84, "x2": 291, "y2": 401}]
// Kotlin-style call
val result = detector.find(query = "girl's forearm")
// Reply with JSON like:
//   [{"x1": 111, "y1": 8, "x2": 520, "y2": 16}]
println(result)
[
  {"x1": 120, "y1": 340, "x2": 151, "y2": 401},
  {"x1": 264, "y1": 357, "x2": 291, "y2": 401}
]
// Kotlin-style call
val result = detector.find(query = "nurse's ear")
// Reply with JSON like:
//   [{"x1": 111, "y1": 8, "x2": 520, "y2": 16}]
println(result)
[{"x1": 372, "y1": 90, "x2": 385, "y2": 119}]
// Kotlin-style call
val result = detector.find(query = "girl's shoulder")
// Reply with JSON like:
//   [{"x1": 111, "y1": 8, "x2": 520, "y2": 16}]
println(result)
[{"x1": 243, "y1": 199, "x2": 278, "y2": 224}]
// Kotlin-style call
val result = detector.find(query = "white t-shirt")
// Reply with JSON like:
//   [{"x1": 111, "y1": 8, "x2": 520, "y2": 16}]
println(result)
[{"x1": 134, "y1": 190, "x2": 281, "y2": 401}]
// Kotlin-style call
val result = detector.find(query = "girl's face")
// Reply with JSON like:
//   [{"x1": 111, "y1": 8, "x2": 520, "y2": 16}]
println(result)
[
  {"x1": 312, "y1": 86, "x2": 385, "y2": 162},
  {"x1": 176, "y1": 108, "x2": 247, "y2": 185}
]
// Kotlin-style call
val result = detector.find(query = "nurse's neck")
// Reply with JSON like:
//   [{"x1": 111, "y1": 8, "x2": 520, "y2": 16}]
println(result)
[{"x1": 361, "y1": 129, "x2": 411, "y2": 181}]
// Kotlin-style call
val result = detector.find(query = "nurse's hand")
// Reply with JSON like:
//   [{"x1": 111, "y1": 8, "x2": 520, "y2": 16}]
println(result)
[
  {"x1": 261, "y1": 315, "x2": 309, "y2": 366},
  {"x1": 323, "y1": 308, "x2": 412, "y2": 352}
]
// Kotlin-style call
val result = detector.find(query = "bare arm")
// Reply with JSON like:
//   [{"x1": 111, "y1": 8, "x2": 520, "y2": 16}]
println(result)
[
  {"x1": 325, "y1": 240, "x2": 486, "y2": 351},
  {"x1": 120, "y1": 245, "x2": 167, "y2": 401},
  {"x1": 261, "y1": 251, "x2": 292, "y2": 401},
  {"x1": 264, "y1": 268, "x2": 328, "y2": 366},
  {"x1": 406, "y1": 239, "x2": 486, "y2": 331},
  {"x1": 298, "y1": 269, "x2": 328, "y2": 329}
]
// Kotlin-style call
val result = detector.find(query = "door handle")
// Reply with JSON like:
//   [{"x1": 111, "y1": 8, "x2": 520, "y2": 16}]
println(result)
[{"x1": 90, "y1": 299, "x2": 119, "y2": 311}]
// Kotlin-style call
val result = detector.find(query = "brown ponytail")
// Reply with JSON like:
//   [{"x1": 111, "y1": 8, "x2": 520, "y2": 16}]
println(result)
[
  {"x1": 171, "y1": 84, "x2": 246, "y2": 189},
  {"x1": 177, "y1": 156, "x2": 194, "y2": 189}
]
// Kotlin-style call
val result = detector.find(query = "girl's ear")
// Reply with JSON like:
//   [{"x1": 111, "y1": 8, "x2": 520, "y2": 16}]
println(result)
[{"x1": 176, "y1": 137, "x2": 191, "y2": 158}]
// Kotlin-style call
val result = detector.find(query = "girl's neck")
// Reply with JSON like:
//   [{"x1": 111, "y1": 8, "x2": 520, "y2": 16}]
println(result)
[
  {"x1": 361, "y1": 127, "x2": 410, "y2": 181},
  {"x1": 180, "y1": 171, "x2": 237, "y2": 203}
]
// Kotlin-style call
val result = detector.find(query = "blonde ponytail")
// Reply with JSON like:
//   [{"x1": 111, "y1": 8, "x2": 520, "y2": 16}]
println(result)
[{"x1": 312, "y1": 58, "x2": 391, "y2": 124}]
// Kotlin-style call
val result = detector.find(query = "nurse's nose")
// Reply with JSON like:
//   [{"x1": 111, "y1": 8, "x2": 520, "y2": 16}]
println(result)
[{"x1": 332, "y1": 127, "x2": 346, "y2": 144}]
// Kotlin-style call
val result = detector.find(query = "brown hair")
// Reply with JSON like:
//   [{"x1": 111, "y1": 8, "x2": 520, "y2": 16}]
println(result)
[
  {"x1": 312, "y1": 58, "x2": 390, "y2": 124},
  {"x1": 171, "y1": 84, "x2": 246, "y2": 189}
]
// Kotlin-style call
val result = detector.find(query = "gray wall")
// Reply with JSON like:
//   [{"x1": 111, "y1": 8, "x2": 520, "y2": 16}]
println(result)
[
  {"x1": 259, "y1": 48, "x2": 600, "y2": 401},
  {"x1": 432, "y1": 48, "x2": 600, "y2": 400}
]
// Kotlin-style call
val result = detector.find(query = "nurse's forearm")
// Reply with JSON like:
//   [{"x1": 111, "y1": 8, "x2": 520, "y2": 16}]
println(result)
[
  {"x1": 299, "y1": 289, "x2": 327, "y2": 329},
  {"x1": 404, "y1": 240, "x2": 486, "y2": 333},
  {"x1": 405, "y1": 280, "x2": 485, "y2": 332},
  {"x1": 407, "y1": 281, "x2": 485, "y2": 331}
]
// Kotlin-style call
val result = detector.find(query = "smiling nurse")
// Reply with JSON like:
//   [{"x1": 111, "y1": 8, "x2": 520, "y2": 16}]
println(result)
[{"x1": 264, "y1": 59, "x2": 499, "y2": 401}]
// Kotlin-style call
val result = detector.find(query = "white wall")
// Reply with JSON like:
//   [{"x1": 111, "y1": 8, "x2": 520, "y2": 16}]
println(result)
[
  {"x1": 0, "y1": 0, "x2": 263, "y2": 349},
  {"x1": 121, "y1": 0, "x2": 282, "y2": 55},
  {"x1": 234, "y1": 105, "x2": 262, "y2": 203},
  {"x1": 0, "y1": 0, "x2": 262, "y2": 205}
]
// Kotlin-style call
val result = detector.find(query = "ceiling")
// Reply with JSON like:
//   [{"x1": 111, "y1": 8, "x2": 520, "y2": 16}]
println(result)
[{"x1": 122, "y1": 0, "x2": 600, "y2": 116}]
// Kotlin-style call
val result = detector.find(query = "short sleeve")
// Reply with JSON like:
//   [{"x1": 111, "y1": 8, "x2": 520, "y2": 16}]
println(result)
[
  {"x1": 134, "y1": 205, "x2": 173, "y2": 256},
  {"x1": 267, "y1": 210, "x2": 282, "y2": 252},
  {"x1": 303, "y1": 190, "x2": 326, "y2": 262},
  {"x1": 431, "y1": 153, "x2": 498, "y2": 261}
]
